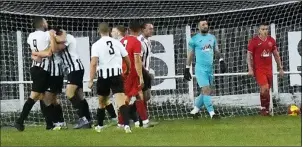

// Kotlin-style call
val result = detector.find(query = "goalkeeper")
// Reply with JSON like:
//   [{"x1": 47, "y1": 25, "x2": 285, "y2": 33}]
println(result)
[{"x1": 184, "y1": 19, "x2": 226, "y2": 119}]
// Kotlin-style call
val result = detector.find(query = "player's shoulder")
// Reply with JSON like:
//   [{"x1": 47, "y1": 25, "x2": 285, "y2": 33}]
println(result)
[
  {"x1": 208, "y1": 33, "x2": 217, "y2": 39},
  {"x1": 267, "y1": 36, "x2": 276, "y2": 41},
  {"x1": 137, "y1": 35, "x2": 145, "y2": 42}
]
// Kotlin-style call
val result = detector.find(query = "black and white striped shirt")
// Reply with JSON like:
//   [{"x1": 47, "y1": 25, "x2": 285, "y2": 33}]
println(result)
[
  {"x1": 48, "y1": 53, "x2": 64, "y2": 76},
  {"x1": 61, "y1": 34, "x2": 84, "y2": 73},
  {"x1": 137, "y1": 35, "x2": 152, "y2": 70},
  {"x1": 91, "y1": 36, "x2": 128, "y2": 79},
  {"x1": 27, "y1": 30, "x2": 51, "y2": 71}
]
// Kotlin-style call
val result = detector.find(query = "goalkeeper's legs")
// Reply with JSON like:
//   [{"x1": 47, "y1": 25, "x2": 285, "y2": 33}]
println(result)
[
  {"x1": 201, "y1": 86, "x2": 219, "y2": 119},
  {"x1": 190, "y1": 94, "x2": 204, "y2": 115}
]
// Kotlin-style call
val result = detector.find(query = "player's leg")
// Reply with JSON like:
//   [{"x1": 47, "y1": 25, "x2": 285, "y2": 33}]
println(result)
[
  {"x1": 190, "y1": 68, "x2": 207, "y2": 115},
  {"x1": 255, "y1": 71, "x2": 270, "y2": 116},
  {"x1": 142, "y1": 68, "x2": 152, "y2": 108},
  {"x1": 94, "y1": 77, "x2": 111, "y2": 132},
  {"x1": 104, "y1": 98, "x2": 118, "y2": 125},
  {"x1": 111, "y1": 76, "x2": 131, "y2": 133},
  {"x1": 66, "y1": 71, "x2": 90, "y2": 128},
  {"x1": 135, "y1": 91, "x2": 150, "y2": 127},
  {"x1": 15, "y1": 67, "x2": 49, "y2": 131},
  {"x1": 42, "y1": 91, "x2": 56, "y2": 130}
]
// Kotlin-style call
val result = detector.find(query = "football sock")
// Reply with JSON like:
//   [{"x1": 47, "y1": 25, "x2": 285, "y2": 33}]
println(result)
[
  {"x1": 105, "y1": 103, "x2": 117, "y2": 119},
  {"x1": 135, "y1": 99, "x2": 148, "y2": 121},
  {"x1": 260, "y1": 93, "x2": 267, "y2": 110},
  {"x1": 17, "y1": 98, "x2": 36, "y2": 124},
  {"x1": 54, "y1": 104, "x2": 64, "y2": 122},
  {"x1": 264, "y1": 91, "x2": 270, "y2": 111},
  {"x1": 194, "y1": 94, "x2": 204, "y2": 109},
  {"x1": 44, "y1": 104, "x2": 55, "y2": 126},
  {"x1": 69, "y1": 96, "x2": 85, "y2": 118},
  {"x1": 118, "y1": 111, "x2": 124, "y2": 124},
  {"x1": 40, "y1": 101, "x2": 53, "y2": 125},
  {"x1": 81, "y1": 99, "x2": 91, "y2": 121},
  {"x1": 203, "y1": 95, "x2": 215, "y2": 115},
  {"x1": 130, "y1": 104, "x2": 138, "y2": 122},
  {"x1": 97, "y1": 108, "x2": 105, "y2": 126},
  {"x1": 119, "y1": 105, "x2": 130, "y2": 126}
]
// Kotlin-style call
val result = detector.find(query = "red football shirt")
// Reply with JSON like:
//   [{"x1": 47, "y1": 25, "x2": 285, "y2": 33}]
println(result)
[
  {"x1": 121, "y1": 36, "x2": 142, "y2": 77},
  {"x1": 248, "y1": 36, "x2": 277, "y2": 72}
]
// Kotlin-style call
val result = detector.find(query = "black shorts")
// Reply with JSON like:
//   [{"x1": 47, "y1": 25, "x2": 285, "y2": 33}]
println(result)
[
  {"x1": 142, "y1": 68, "x2": 152, "y2": 91},
  {"x1": 97, "y1": 75, "x2": 124, "y2": 96},
  {"x1": 67, "y1": 70, "x2": 84, "y2": 88},
  {"x1": 30, "y1": 66, "x2": 50, "y2": 93},
  {"x1": 47, "y1": 76, "x2": 64, "y2": 94}
]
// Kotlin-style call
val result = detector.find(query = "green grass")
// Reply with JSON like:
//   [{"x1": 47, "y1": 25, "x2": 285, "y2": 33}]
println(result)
[{"x1": 1, "y1": 116, "x2": 301, "y2": 146}]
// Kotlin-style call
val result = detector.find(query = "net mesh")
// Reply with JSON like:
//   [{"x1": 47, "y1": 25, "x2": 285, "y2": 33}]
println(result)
[{"x1": 0, "y1": 1, "x2": 302, "y2": 126}]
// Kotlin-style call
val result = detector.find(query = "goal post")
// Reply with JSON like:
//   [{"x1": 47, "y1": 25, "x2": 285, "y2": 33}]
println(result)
[{"x1": 0, "y1": 1, "x2": 301, "y2": 126}]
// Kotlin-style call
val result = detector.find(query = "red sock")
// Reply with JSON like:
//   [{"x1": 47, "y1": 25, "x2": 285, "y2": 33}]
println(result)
[
  {"x1": 118, "y1": 111, "x2": 124, "y2": 125},
  {"x1": 264, "y1": 91, "x2": 270, "y2": 111},
  {"x1": 260, "y1": 93, "x2": 267, "y2": 110},
  {"x1": 135, "y1": 99, "x2": 148, "y2": 121}
]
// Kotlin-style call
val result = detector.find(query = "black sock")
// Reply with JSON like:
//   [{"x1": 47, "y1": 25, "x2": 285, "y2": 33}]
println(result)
[
  {"x1": 130, "y1": 104, "x2": 138, "y2": 122},
  {"x1": 44, "y1": 105, "x2": 54, "y2": 127},
  {"x1": 119, "y1": 105, "x2": 130, "y2": 126},
  {"x1": 17, "y1": 98, "x2": 36, "y2": 124},
  {"x1": 40, "y1": 101, "x2": 53, "y2": 126},
  {"x1": 69, "y1": 96, "x2": 85, "y2": 118},
  {"x1": 53, "y1": 104, "x2": 64, "y2": 122},
  {"x1": 81, "y1": 99, "x2": 91, "y2": 121},
  {"x1": 105, "y1": 103, "x2": 117, "y2": 119},
  {"x1": 97, "y1": 108, "x2": 105, "y2": 126}
]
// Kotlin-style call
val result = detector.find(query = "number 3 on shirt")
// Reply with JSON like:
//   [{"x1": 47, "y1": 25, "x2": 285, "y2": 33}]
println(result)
[{"x1": 106, "y1": 41, "x2": 115, "y2": 55}]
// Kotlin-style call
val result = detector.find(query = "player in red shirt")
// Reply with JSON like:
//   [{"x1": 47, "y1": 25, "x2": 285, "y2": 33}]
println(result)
[
  {"x1": 120, "y1": 21, "x2": 150, "y2": 127},
  {"x1": 247, "y1": 22, "x2": 284, "y2": 116}
]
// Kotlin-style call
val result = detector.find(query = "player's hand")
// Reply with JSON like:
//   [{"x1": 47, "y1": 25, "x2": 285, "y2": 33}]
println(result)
[
  {"x1": 49, "y1": 30, "x2": 56, "y2": 36},
  {"x1": 219, "y1": 60, "x2": 227, "y2": 73},
  {"x1": 31, "y1": 55, "x2": 42, "y2": 63},
  {"x1": 278, "y1": 68, "x2": 284, "y2": 77},
  {"x1": 88, "y1": 80, "x2": 94, "y2": 89},
  {"x1": 184, "y1": 68, "x2": 192, "y2": 81},
  {"x1": 248, "y1": 69, "x2": 254, "y2": 76}
]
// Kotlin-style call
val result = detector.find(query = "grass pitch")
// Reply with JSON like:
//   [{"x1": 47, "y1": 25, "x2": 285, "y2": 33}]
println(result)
[{"x1": 1, "y1": 116, "x2": 301, "y2": 146}]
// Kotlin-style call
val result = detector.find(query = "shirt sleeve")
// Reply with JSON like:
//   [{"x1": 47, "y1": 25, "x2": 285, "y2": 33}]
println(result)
[
  {"x1": 91, "y1": 43, "x2": 99, "y2": 58},
  {"x1": 188, "y1": 38, "x2": 195, "y2": 51},
  {"x1": 118, "y1": 41, "x2": 128, "y2": 57},
  {"x1": 45, "y1": 31, "x2": 51, "y2": 42},
  {"x1": 247, "y1": 39, "x2": 255, "y2": 54},
  {"x1": 133, "y1": 40, "x2": 142, "y2": 54}
]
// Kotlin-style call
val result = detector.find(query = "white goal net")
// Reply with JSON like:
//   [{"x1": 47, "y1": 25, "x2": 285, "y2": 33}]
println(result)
[{"x1": 0, "y1": 1, "x2": 302, "y2": 126}]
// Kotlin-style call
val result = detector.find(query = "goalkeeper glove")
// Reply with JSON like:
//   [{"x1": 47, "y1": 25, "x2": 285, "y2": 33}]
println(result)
[
  {"x1": 184, "y1": 66, "x2": 192, "y2": 81},
  {"x1": 219, "y1": 58, "x2": 227, "y2": 73}
]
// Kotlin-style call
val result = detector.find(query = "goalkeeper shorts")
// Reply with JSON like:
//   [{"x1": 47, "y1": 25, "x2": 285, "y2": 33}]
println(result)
[{"x1": 195, "y1": 68, "x2": 213, "y2": 88}]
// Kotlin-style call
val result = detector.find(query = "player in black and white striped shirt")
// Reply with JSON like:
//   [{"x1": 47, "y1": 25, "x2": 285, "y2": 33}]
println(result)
[
  {"x1": 88, "y1": 22, "x2": 132, "y2": 133},
  {"x1": 15, "y1": 17, "x2": 55, "y2": 131},
  {"x1": 138, "y1": 21, "x2": 154, "y2": 104},
  {"x1": 53, "y1": 29, "x2": 92, "y2": 129}
]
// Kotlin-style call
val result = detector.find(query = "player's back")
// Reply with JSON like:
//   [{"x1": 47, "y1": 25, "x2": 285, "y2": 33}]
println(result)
[
  {"x1": 190, "y1": 33, "x2": 217, "y2": 69},
  {"x1": 92, "y1": 36, "x2": 126, "y2": 78},
  {"x1": 121, "y1": 36, "x2": 141, "y2": 75},
  {"x1": 61, "y1": 34, "x2": 84, "y2": 72},
  {"x1": 27, "y1": 30, "x2": 51, "y2": 70}
]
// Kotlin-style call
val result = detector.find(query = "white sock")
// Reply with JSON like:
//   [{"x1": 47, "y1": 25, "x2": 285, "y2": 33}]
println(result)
[{"x1": 209, "y1": 111, "x2": 215, "y2": 118}]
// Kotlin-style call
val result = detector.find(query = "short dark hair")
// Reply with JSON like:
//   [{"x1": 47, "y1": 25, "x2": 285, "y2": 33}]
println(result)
[
  {"x1": 53, "y1": 27, "x2": 63, "y2": 35},
  {"x1": 129, "y1": 20, "x2": 141, "y2": 33},
  {"x1": 141, "y1": 21, "x2": 153, "y2": 29},
  {"x1": 259, "y1": 22, "x2": 269, "y2": 27},
  {"x1": 114, "y1": 25, "x2": 126, "y2": 36},
  {"x1": 98, "y1": 22, "x2": 110, "y2": 34},
  {"x1": 33, "y1": 16, "x2": 44, "y2": 28},
  {"x1": 198, "y1": 19, "x2": 208, "y2": 25}
]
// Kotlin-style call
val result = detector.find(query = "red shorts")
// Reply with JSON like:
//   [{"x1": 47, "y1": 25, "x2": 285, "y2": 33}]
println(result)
[
  {"x1": 123, "y1": 74, "x2": 141, "y2": 98},
  {"x1": 254, "y1": 70, "x2": 273, "y2": 87}
]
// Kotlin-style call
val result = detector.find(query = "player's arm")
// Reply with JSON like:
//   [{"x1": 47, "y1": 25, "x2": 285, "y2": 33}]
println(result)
[
  {"x1": 213, "y1": 36, "x2": 226, "y2": 73},
  {"x1": 134, "y1": 41, "x2": 144, "y2": 81},
  {"x1": 247, "y1": 39, "x2": 254, "y2": 75},
  {"x1": 89, "y1": 44, "x2": 98, "y2": 86},
  {"x1": 272, "y1": 40, "x2": 283, "y2": 71},
  {"x1": 119, "y1": 43, "x2": 131, "y2": 75},
  {"x1": 184, "y1": 38, "x2": 195, "y2": 81},
  {"x1": 31, "y1": 31, "x2": 56, "y2": 57}
]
